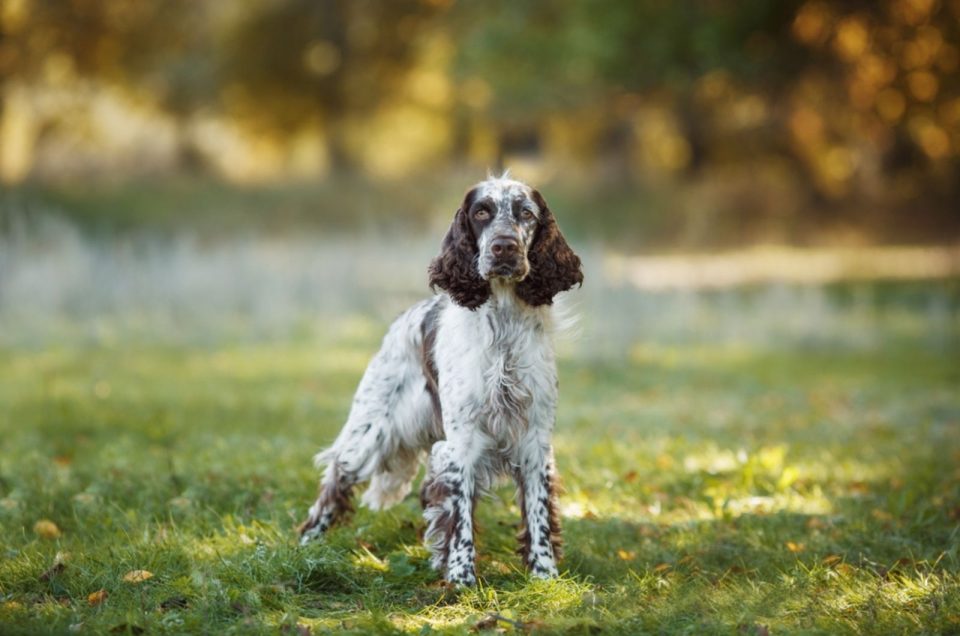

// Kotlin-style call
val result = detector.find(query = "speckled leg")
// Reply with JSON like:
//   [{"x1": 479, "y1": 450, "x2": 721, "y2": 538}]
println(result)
[
  {"x1": 516, "y1": 450, "x2": 561, "y2": 578},
  {"x1": 298, "y1": 462, "x2": 356, "y2": 545},
  {"x1": 421, "y1": 440, "x2": 478, "y2": 586}
]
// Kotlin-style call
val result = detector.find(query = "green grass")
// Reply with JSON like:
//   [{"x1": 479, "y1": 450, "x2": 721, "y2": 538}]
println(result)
[{"x1": 1, "y1": 325, "x2": 958, "y2": 634}]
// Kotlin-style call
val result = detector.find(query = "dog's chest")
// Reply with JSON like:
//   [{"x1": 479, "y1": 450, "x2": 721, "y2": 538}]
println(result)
[{"x1": 478, "y1": 312, "x2": 550, "y2": 439}]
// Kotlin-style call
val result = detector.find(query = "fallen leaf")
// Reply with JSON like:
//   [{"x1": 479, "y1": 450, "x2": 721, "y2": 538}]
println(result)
[
  {"x1": 653, "y1": 563, "x2": 672, "y2": 574},
  {"x1": 472, "y1": 614, "x2": 499, "y2": 631},
  {"x1": 785, "y1": 541, "x2": 805, "y2": 553},
  {"x1": 623, "y1": 470, "x2": 638, "y2": 483},
  {"x1": 822, "y1": 555, "x2": 842, "y2": 566},
  {"x1": 280, "y1": 623, "x2": 312, "y2": 636},
  {"x1": 34, "y1": 520, "x2": 61, "y2": 540},
  {"x1": 159, "y1": 596, "x2": 188, "y2": 611},
  {"x1": 848, "y1": 481, "x2": 869, "y2": 495},
  {"x1": 88, "y1": 589, "x2": 108, "y2": 606},
  {"x1": 617, "y1": 549, "x2": 637, "y2": 561},
  {"x1": 656, "y1": 455, "x2": 673, "y2": 469},
  {"x1": 39, "y1": 562, "x2": 66, "y2": 581},
  {"x1": 122, "y1": 570, "x2": 154, "y2": 584},
  {"x1": 835, "y1": 563, "x2": 856, "y2": 577},
  {"x1": 738, "y1": 623, "x2": 770, "y2": 636}
]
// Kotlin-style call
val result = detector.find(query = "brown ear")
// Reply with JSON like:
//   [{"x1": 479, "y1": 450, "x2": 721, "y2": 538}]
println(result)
[
  {"x1": 428, "y1": 196, "x2": 491, "y2": 310},
  {"x1": 515, "y1": 190, "x2": 583, "y2": 307}
]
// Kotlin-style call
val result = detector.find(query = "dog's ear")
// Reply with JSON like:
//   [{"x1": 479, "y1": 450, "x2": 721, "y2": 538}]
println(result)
[
  {"x1": 428, "y1": 190, "x2": 491, "y2": 309},
  {"x1": 515, "y1": 190, "x2": 583, "y2": 307}
]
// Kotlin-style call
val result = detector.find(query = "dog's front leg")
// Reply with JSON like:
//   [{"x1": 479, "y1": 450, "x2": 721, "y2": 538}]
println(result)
[
  {"x1": 515, "y1": 439, "x2": 562, "y2": 578},
  {"x1": 421, "y1": 438, "x2": 484, "y2": 586}
]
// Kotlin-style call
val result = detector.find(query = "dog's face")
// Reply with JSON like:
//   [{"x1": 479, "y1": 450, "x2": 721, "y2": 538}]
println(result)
[
  {"x1": 467, "y1": 179, "x2": 539, "y2": 282},
  {"x1": 428, "y1": 177, "x2": 583, "y2": 309}
]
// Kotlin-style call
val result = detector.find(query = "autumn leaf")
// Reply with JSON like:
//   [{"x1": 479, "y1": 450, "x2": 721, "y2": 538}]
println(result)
[
  {"x1": 39, "y1": 561, "x2": 66, "y2": 581},
  {"x1": 88, "y1": 589, "x2": 108, "y2": 606},
  {"x1": 617, "y1": 549, "x2": 637, "y2": 561},
  {"x1": 34, "y1": 519, "x2": 61, "y2": 540},
  {"x1": 624, "y1": 470, "x2": 638, "y2": 483},
  {"x1": 785, "y1": 541, "x2": 805, "y2": 553},
  {"x1": 122, "y1": 570, "x2": 154, "y2": 583},
  {"x1": 822, "y1": 554, "x2": 843, "y2": 566},
  {"x1": 653, "y1": 563, "x2": 672, "y2": 573},
  {"x1": 834, "y1": 563, "x2": 856, "y2": 577}
]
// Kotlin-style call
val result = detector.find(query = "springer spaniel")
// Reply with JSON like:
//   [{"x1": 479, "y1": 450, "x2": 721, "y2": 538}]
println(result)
[{"x1": 298, "y1": 175, "x2": 583, "y2": 586}]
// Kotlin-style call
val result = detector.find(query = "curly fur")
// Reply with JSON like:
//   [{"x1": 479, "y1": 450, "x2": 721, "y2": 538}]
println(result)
[
  {"x1": 515, "y1": 191, "x2": 584, "y2": 307},
  {"x1": 428, "y1": 200, "x2": 491, "y2": 310}
]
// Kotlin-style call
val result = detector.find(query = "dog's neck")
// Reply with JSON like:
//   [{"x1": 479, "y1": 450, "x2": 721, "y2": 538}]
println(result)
[{"x1": 484, "y1": 279, "x2": 549, "y2": 331}]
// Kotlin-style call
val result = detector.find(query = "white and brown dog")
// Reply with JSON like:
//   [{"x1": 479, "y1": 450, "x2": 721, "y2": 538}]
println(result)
[{"x1": 299, "y1": 175, "x2": 583, "y2": 586}]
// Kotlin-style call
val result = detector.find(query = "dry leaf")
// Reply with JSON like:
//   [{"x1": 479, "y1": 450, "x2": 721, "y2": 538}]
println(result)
[
  {"x1": 785, "y1": 541, "x2": 805, "y2": 553},
  {"x1": 39, "y1": 561, "x2": 66, "y2": 581},
  {"x1": 835, "y1": 563, "x2": 856, "y2": 576},
  {"x1": 617, "y1": 549, "x2": 637, "y2": 561},
  {"x1": 160, "y1": 596, "x2": 189, "y2": 611},
  {"x1": 88, "y1": 589, "x2": 108, "y2": 606},
  {"x1": 653, "y1": 563, "x2": 672, "y2": 573},
  {"x1": 822, "y1": 554, "x2": 842, "y2": 566},
  {"x1": 624, "y1": 470, "x2": 638, "y2": 483},
  {"x1": 34, "y1": 520, "x2": 61, "y2": 540},
  {"x1": 122, "y1": 570, "x2": 154, "y2": 584}
]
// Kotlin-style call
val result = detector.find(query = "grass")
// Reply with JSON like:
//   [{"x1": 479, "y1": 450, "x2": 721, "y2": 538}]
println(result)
[{"x1": 0, "y1": 317, "x2": 958, "y2": 635}]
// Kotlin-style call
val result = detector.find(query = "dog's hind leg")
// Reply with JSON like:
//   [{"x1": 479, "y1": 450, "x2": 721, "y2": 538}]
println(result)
[{"x1": 299, "y1": 299, "x2": 438, "y2": 544}]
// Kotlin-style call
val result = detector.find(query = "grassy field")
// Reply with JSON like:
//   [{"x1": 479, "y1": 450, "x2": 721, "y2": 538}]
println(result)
[{"x1": 1, "y1": 314, "x2": 958, "y2": 634}]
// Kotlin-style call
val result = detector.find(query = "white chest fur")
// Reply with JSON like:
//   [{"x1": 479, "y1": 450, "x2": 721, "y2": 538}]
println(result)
[{"x1": 435, "y1": 288, "x2": 558, "y2": 449}]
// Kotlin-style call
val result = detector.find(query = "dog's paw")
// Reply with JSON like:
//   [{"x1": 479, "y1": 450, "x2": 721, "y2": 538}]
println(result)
[
  {"x1": 298, "y1": 526, "x2": 323, "y2": 546},
  {"x1": 528, "y1": 561, "x2": 559, "y2": 579},
  {"x1": 297, "y1": 513, "x2": 327, "y2": 546},
  {"x1": 445, "y1": 566, "x2": 477, "y2": 587}
]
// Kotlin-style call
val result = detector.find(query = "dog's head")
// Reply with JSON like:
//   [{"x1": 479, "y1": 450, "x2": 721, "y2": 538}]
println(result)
[{"x1": 428, "y1": 177, "x2": 583, "y2": 309}]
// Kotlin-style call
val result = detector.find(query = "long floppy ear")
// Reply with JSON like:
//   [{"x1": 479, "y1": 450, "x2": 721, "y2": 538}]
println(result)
[
  {"x1": 515, "y1": 190, "x2": 583, "y2": 307},
  {"x1": 427, "y1": 196, "x2": 491, "y2": 310}
]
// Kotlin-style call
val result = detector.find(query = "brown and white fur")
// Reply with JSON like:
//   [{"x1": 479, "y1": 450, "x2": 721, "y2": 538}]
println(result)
[{"x1": 298, "y1": 175, "x2": 583, "y2": 586}]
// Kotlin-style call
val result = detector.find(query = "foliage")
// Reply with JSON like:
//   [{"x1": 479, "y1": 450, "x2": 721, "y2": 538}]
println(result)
[
  {"x1": 1, "y1": 313, "x2": 958, "y2": 633},
  {"x1": 2, "y1": 0, "x2": 959, "y2": 239}
]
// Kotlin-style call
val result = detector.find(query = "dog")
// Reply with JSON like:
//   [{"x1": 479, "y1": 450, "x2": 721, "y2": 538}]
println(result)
[{"x1": 299, "y1": 175, "x2": 583, "y2": 586}]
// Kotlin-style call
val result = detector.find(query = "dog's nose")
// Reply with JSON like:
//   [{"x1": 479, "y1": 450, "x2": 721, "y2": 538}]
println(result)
[{"x1": 490, "y1": 236, "x2": 520, "y2": 258}]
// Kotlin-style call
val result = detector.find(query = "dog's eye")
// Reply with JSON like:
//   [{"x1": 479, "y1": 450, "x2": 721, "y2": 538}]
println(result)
[
  {"x1": 474, "y1": 208, "x2": 490, "y2": 221},
  {"x1": 521, "y1": 209, "x2": 535, "y2": 220}
]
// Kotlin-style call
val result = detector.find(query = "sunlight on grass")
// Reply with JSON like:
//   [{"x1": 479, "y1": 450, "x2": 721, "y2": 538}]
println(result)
[{"x1": 0, "y1": 285, "x2": 957, "y2": 633}]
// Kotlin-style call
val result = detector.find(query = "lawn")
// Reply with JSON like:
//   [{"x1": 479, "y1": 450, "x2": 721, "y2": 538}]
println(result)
[{"x1": 1, "y1": 308, "x2": 958, "y2": 635}]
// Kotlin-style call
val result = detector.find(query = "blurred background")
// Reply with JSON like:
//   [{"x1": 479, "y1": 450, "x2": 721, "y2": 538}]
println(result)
[{"x1": 1, "y1": 0, "x2": 958, "y2": 350}]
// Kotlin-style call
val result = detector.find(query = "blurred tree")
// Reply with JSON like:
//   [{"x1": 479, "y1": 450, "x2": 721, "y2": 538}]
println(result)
[
  {"x1": 449, "y1": 0, "x2": 805, "y2": 167},
  {"x1": 0, "y1": 0, "x2": 203, "y2": 178},
  {"x1": 219, "y1": 0, "x2": 445, "y2": 170}
]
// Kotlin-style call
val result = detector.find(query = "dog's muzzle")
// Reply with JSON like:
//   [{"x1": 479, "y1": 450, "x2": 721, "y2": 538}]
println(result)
[{"x1": 487, "y1": 235, "x2": 526, "y2": 278}]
